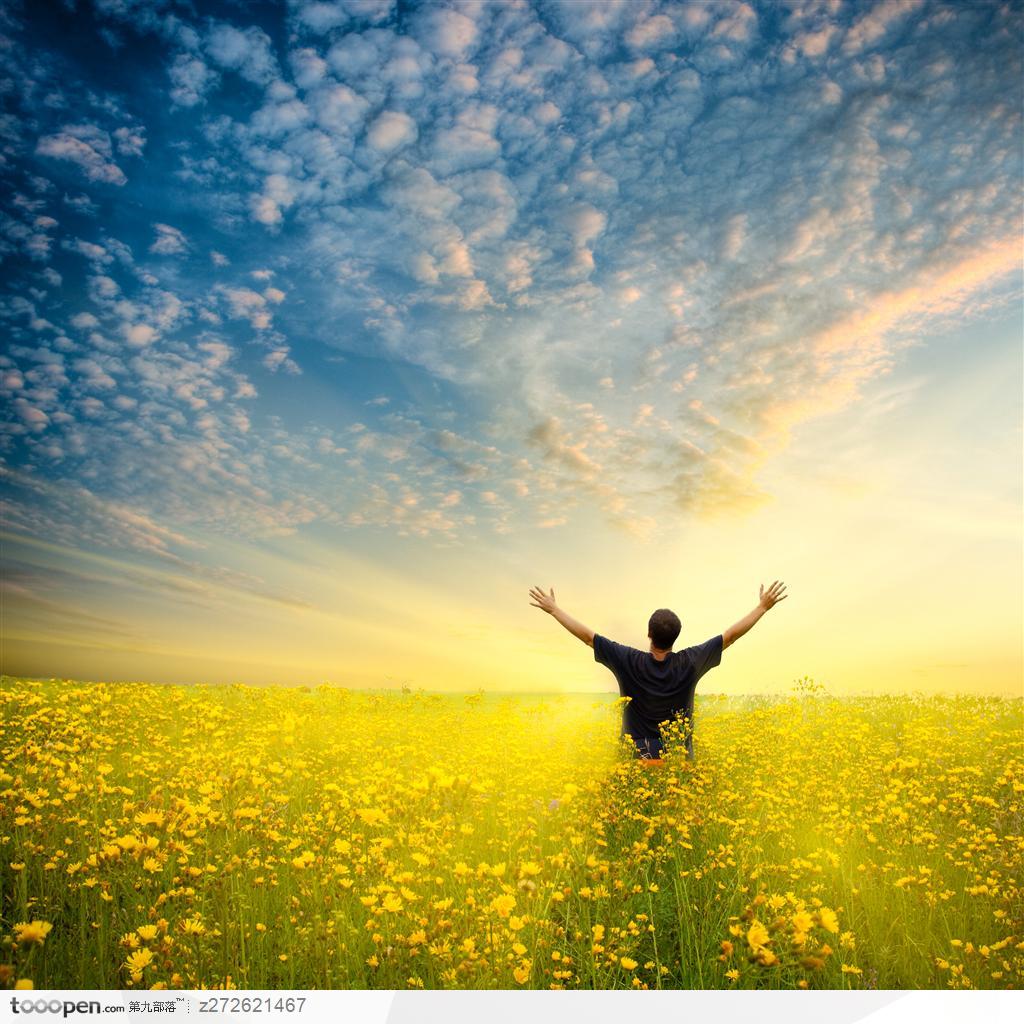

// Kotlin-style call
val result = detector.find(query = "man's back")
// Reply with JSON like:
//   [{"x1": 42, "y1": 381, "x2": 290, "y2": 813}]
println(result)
[
  {"x1": 593, "y1": 633, "x2": 723, "y2": 757},
  {"x1": 528, "y1": 581, "x2": 787, "y2": 758}
]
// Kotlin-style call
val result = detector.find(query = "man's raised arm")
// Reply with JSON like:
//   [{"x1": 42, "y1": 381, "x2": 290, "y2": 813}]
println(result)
[
  {"x1": 722, "y1": 580, "x2": 788, "y2": 650},
  {"x1": 528, "y1": 586, "x2": 595, "y2": 647}
]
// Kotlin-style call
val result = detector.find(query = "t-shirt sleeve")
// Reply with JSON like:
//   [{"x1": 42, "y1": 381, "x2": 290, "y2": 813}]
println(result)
[
  {"x1": 593, "y1": 634, "x2": 631, "y2": 696},
  {"x1": 686, "y1": 633, "x2": 723, "y2": 680},
  {"x1": 593, "y1": 633, "x2": 620, "y2": 669}
]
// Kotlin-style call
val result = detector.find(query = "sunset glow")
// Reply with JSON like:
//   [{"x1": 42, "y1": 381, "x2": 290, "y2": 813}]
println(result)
[{"x1": 1, "y1": 1, "x2": 1021, "y2": 695}]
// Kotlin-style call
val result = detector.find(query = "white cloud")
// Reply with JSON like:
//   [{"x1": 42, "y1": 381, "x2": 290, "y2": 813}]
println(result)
[
  {"x1": 122, "y1": 323, "x2": 157, "y2": 348},
  {"x1": 310, "y1": 82, "x2": 370, "y2": 133},
  {"x1": 293, "y1": 2, "x2": 350, "y2": 34},
  {"x1": 150, "y1": 223, "x2": 189, "y2": 255},
  {"x1": 431, "y1": 106, "x2": 501, "y2": 174},
  {"x1": 843, "y1": 0, "x2": 924, "y2": 54},
  {"x1": 562, "y1": 204, "x2": 607, "y2": 247},
  {"x1": 290, "y1": 47, "x2": 328, "y2": 88},
  {"x1": 206, "y1": 23, "x2": 278, "y2": 85},
  {"x1": 438, "y1": 238, "x2": 473, "y2": 277},
  {"x1": 113, "y1": 125, "x2": 146, "y2": 156},
  {"x1": 168, "y1": 53, "x2": 218, "y2": 107},
  {"x1": 251, "y1": 195, "x2": 283, "y2": 226},
  {"x1": 252, "y1": 97, "x2": 312, "y2": 137},
  {"x1": 219, "y1": 286, "x2": 272, "y2": 329},
  {"x1": 626, "y1": 14, "x2": 676, "y2": 51},
  {"x1": 250, "y1": 174, "x2": 297, "y2": 227},
  {"x1": 416, "y1": 7, "x2": 479, "y2": 60},
  {"x1": 263, "y1": 347, "x2": 302, "y2": 374},
  {"x1": 36, "y1": 125, "x2": 126, "y2": 185},
  {"x1": 711, "y1": 3, "x2": 758, "y2": 44},
  {"x1": 366, "y1": 110, "x2": 418, "y2": 153}
]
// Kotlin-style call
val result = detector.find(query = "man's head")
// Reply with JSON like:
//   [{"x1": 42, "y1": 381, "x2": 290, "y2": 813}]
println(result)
[{"x1": 648, "y1": 608, "x2": 681, "y2": 651}]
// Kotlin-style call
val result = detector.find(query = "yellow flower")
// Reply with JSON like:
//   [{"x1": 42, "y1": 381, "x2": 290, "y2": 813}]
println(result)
[
  {"x1": 125, "y1": 948, "x2": 154, "y2": 981},
  {"x1": 818, "y1": 908, "x2": 840, "y2": 934},
  {"x1": 14, "y1": 980, "x2": 33, "y2": 990},
  {"x1": 137, "y1": 925, "x2": 159, "y2": 942},
  {"x1": 725, "y1": 969, "x2": 739, "y2": 982},
  {"x1": 382, "y1": 893, "x2": 403, "y2": 913},
  {"x1": 513, "y1": 964, "x2": 531, "y2": 985},
  {"x1": 14, "y1": 921, "x2": 53, "y2": 945},
  {"x1": 841, "y1": 964, "x2": 863, "y2": 974},
  {"x1": 746, "y1": 920, "x2": 770, "y2": 951},
  {"x1": 620, "y1": 956, "x2": 638, "y2": 970},
  {"x1": 489, "y1": 894, "x2": 516, "y2": 919},
  {"x1": 791, "y1": 911, "x2": 814, "y2": 934}
]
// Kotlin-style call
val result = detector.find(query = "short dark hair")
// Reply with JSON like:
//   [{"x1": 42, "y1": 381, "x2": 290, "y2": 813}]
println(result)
[{"x1": 648, "y1": 608, "x2": 681, "y2": 650}]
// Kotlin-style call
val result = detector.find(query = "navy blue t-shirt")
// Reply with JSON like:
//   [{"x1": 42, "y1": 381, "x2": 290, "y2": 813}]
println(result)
[{"x1": 593, "y1": 632, "x2": 723, "y2": 755}]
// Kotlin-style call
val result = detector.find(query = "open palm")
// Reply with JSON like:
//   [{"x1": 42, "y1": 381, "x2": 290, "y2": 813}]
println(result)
[{"x1": 759, "y1": 580, "x2": 787, "y2": 610}]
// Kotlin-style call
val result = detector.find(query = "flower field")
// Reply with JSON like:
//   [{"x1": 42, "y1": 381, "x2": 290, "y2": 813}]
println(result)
[{"x1": 1, "y1": 676, "x2": 1021, "y2": 991}]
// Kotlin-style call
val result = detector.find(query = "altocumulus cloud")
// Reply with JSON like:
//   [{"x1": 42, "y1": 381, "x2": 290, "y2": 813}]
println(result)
[{"x1": 0, "y1": 0, "x2": 1021, "y2": 578}]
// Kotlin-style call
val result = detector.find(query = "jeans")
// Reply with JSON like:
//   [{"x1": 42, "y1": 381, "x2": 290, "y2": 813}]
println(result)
[
  {"x1": 632, "y1": 735, "x2": 664, "y2": 760},
  {"x1": 631, "y1": 733, "x2": 695, "y2": 761}
]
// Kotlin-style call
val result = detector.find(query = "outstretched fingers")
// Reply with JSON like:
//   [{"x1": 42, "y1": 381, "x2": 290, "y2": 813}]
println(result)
[{"x1": 760, "y1": 580, "x2": 788, "y2": 607}]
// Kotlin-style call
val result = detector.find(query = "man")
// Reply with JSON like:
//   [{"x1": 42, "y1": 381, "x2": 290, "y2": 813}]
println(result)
[{"x1": 527, "y1": 581, "x2": 788, "y2": 762}]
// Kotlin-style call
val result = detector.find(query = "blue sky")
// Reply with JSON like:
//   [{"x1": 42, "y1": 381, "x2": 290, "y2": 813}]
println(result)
[{"x1": 1, "y1": 0, "x2": 1021, "y2": 690}]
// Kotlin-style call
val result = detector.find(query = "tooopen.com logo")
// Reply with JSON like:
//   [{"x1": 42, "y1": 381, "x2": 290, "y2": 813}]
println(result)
[{"x1": 7, "y1": 998, "x2": 115, "y2": 1018}]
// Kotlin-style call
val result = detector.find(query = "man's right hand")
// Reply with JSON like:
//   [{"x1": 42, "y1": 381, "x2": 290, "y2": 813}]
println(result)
[{"x1": 759, "y1": 580, "x2": 788, "y2": 610}]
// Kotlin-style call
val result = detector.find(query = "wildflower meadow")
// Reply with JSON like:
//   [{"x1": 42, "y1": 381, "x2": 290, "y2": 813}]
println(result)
[{"x1": 1, "y1": 676, "x2": 1021, "y2": 991}]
